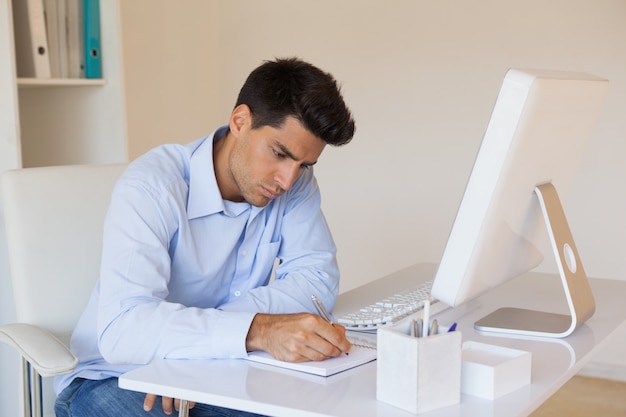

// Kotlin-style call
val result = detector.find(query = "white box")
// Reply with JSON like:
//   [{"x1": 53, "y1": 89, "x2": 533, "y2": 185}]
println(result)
[
  {"x1": 461, "y1": 341, "x2": 531, "y2": 400},
  {"x1": 377, "y1": 323, "x2": 462, "y2": 414}
]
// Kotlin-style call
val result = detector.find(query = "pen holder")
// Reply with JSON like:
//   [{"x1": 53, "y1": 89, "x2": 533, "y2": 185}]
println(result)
[{"x1": 376, "y1": 323, "x2": 462, "y2": 414}]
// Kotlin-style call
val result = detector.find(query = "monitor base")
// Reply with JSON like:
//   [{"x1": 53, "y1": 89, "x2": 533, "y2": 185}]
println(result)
[{"x1": 474, "y1": 183, "x2": 596, "y2": 338}]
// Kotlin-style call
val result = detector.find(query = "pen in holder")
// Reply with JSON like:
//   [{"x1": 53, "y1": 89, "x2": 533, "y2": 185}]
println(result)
[{"x1": 376, "y1": 321, "x2": 462, "y2": 414}]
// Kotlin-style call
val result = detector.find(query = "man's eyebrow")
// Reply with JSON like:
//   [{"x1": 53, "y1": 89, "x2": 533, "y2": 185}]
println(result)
[{"x1": 275, "y1": 142, "x2": 318, "y2": 166}]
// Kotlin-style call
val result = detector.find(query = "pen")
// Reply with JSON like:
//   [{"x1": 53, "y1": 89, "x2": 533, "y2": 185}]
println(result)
[
  {"x1": 311, "y1": 295, "x2": 334, "y2": 324},
  {"x1": 429, "y1": 319, "x2": 439, "y2": 336},
  {"x1": 422, "y1": 296, "x2": 430, "y2": 337},
  {"x1": 312, "y1": 295, "x2": 349, "y2": 355},
  {"x1": 415, "y1": 318, "x2": 423, "y2": 338},
  {"x1": 448, "y1": 322, "x2": 457, "y2": 332}
]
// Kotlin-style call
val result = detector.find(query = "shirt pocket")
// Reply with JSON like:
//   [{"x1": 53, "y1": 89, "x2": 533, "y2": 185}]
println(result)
[{"x1": 248, "y1": 239, "x2": 281, "y2": 287}]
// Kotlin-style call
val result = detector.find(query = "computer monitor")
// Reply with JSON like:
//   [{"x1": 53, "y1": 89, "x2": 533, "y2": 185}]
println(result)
[{"x1": 430, "y1": 68, "x2": 608, "y2": 338}]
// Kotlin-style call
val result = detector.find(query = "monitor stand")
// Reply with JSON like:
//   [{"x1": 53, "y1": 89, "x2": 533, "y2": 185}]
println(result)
[{"x1": 474, "y1": 182, "x2": 596, "y2": 338}]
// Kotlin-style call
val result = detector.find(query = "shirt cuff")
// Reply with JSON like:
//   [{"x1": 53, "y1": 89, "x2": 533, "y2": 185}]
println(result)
[{"x1": 212, "y1": 310, "x2": 257, "y2": 358}]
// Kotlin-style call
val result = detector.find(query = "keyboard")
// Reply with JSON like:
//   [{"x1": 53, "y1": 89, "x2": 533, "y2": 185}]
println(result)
[{"x1": 336, "y1": 280, "x2": 438, "y2": 331}]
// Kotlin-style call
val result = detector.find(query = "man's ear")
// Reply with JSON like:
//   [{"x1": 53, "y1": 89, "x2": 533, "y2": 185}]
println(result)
[{"x1": 229, "y1": 104, "x2": 252, "y2": 137}]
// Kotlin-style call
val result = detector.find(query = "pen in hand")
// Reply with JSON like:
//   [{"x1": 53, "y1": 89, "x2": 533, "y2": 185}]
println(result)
[
  {"x1": 311, "y1": 295, "x2": 349, "y2": 355},
  {"x1": 311, "y1": 295, "x2": 334, "y2": 324}
]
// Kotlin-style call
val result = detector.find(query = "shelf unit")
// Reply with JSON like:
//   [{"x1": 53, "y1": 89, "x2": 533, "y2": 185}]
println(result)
[{"x1": 0, "y1": 0, "x2": 127, "y2": 171}]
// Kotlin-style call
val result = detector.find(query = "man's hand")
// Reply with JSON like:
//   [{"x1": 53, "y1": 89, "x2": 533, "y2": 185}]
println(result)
[
  {"x1": 142, "y1": 313, "x2": 349, "y2": 413},
  {"x1": 245, "y1": 313, "x2": 351, "y2": 362},
  {"x1": 143, "y1": 394, "x2": 195, "y2": 415}
]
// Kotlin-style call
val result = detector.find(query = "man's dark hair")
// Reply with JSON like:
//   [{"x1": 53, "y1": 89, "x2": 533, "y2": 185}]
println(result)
[{"x1": 235, "y1": 57, "x2": 356, "y2": 146}]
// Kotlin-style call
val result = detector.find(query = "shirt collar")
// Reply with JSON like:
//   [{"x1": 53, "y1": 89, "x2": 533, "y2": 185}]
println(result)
[
  {"x1": 186, "y1": 127, "x2": 222, "y2": 218},
  {"x1": 187, "y1": 126, "x2": 256, "y2": 220}
]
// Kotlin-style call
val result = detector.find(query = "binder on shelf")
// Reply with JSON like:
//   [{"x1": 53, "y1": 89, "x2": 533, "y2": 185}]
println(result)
[
  {"x1": 56, "y1": 0, "x2": 69, "y2": 78},
  {"x1": 83, "y1": 0, "x2": 102, "y2": 78},
  {"x1": 43, "y1": 0, "x2": 67, "y2": 78},
  {"x1": 66, "y1": 0, "x2": 85, "y2": 78},
  {"x1": 12, "y1": 0, "x2": 52, "y2": 78}
]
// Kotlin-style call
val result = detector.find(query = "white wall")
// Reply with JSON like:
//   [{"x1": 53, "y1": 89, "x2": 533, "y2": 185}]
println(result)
[
  {"x1": 2, "y1": 1, "x2": 625, "y2": 416},
  {"x1": 119, "y1": 0, "x2": 221, "y2": 159}
]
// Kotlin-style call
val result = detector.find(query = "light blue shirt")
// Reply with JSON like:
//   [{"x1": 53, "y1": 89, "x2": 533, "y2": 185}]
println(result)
[{"x1": 55, "y1": 127, "x2": 339, "y2": 393}]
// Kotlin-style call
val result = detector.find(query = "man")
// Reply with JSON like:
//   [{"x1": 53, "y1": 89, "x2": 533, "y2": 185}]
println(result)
[{"x1": 54, "y1": 57, "x2": 356, "y2": 416}]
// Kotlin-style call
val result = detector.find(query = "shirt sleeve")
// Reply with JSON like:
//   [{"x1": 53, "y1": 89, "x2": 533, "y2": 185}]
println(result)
[{"x1": 96, "y1": 166, "x2": 256, "y2": 365}]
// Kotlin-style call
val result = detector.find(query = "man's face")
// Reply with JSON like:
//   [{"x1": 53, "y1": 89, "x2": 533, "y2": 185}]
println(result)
[{"x1": 229, "y1": 116, "x2": 326, "y2": 207}]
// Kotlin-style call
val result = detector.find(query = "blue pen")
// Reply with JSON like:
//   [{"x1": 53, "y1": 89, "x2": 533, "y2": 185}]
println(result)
[{"x1": 448, "y1": 322, "x2": 457, "y2": 332}]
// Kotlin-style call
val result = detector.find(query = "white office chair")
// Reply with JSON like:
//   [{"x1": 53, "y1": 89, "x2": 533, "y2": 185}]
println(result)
[{"x1": 0, "y1": 163, "x2": 126, "y2": 417}]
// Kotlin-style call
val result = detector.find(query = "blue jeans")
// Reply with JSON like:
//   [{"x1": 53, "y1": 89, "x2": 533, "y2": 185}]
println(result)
[{"x1": 55, "y1": 377, "x2": 267, "y2": 417}]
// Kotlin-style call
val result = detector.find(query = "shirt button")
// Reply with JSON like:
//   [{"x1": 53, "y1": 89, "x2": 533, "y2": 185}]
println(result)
[
  {"x1": 234, "y1": 291, "x2": 241, "y2": 297},
  {"x1": 241, "y1": 250, "x2": 248, "y2": 256}
]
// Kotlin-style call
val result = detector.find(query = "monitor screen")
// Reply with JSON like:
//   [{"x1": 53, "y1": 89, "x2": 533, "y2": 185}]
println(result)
[{"x1": 430, "y1": 68, "x2": 608, "y2": 337}]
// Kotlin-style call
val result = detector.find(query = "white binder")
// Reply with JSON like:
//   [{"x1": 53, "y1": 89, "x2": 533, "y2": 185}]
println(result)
[{"x1": 12, "y1": 0, "x2": 51, "y2": 78}]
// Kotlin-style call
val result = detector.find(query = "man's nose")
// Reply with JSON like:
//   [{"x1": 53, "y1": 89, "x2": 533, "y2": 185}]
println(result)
[{"x1": 275, "y1": 163, "x2": 301, "y2": 191}]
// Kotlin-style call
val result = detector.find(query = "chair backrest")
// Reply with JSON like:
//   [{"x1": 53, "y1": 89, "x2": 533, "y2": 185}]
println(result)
[{"x1": 1, "y1": 164, "x2": 126, "y2": 343}]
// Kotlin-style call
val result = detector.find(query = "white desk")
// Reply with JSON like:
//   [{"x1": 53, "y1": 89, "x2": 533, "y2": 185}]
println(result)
[{"x1": 119, "y1": 263, "x2": 626, "y2": 417}]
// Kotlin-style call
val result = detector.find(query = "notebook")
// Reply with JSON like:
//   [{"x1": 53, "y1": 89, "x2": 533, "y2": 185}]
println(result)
[{"x1": 244, "y1": 344, "x2": 377, "y2": 377}]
